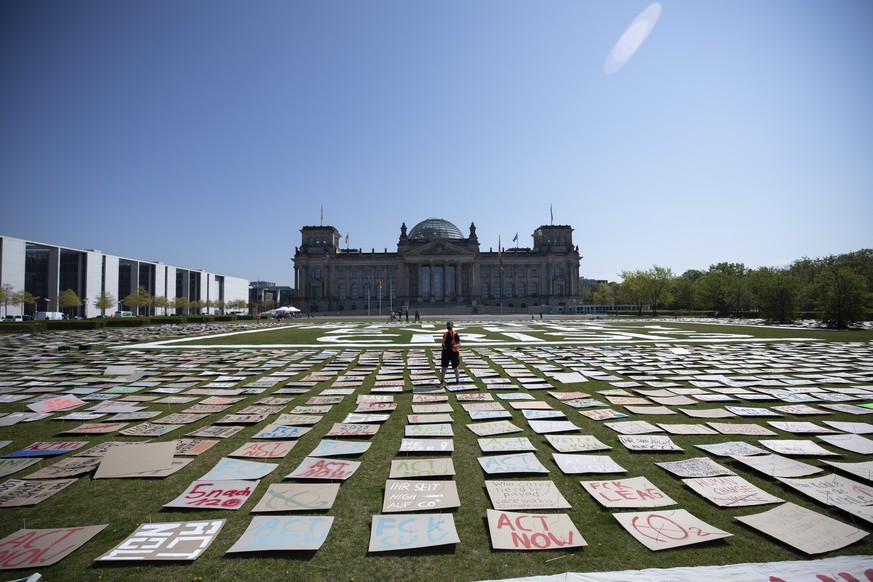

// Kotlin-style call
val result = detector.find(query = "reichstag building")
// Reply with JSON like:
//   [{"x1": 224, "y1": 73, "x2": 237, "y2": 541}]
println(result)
[{"x1": 293, "y1": 218, "x2": 580, "y2": 314}]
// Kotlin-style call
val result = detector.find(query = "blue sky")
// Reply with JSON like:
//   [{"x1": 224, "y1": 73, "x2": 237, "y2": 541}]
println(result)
[{"x1": 1, "y1": 1, "x2": 870, "y2": 286}]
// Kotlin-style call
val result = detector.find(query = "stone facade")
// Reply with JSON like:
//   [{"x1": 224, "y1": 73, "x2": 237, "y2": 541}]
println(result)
[{"x1": 293, "y1": 218, "x2": 580, "y2": 313}]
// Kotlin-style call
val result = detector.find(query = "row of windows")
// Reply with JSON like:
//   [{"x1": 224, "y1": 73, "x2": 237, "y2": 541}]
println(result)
[
  {"x1": 482, "y1": 266, "x2": 567, "y2": 277},
  {"x1": 311, "y1": 267, "x2": 397, "y2": 279},
  {"x1": 312, "y1": 266, "x2": 568, "y2": 279},
  {"x1": 338, "y1": 283, "x2": 396, "y2": 300}
]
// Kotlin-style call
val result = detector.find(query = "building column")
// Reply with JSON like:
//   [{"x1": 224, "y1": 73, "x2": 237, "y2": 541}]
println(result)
[{"x1": 455, "y1": 262, "x2": 462, "y2": 301}]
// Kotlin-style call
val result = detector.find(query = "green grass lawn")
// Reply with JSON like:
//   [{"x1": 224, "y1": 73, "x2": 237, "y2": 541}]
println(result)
[{"x1": 1, "y1": 319, "x2": 872, "y2": 581}]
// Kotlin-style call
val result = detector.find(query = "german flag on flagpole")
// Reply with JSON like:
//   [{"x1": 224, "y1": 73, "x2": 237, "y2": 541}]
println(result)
[
  {"x1": 345, "y1": 233, "x2": 349, "y2": 247},
  {"x1": 498, "y1": 235, "x2": 504, "y2": 270}
]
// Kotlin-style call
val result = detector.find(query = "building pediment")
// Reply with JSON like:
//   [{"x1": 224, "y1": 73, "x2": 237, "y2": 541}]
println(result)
[{"x1": 402, "y1": 240, "x2": 477, "y2": 258}]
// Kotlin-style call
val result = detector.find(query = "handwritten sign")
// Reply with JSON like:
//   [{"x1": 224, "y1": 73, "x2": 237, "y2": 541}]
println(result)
[
  {"x1": 777, "y1": 473, "x2": 873, "y2": 506},
  {"x1": 735, "y1": 502, "x2": 868, "y2": 555},
  {"x1": 227, "y1": 516, "x2": 334, "y2": 552},
  {"x1": 252, "y1": 424, "x2": 312, "y2": 440},
  {"x1": 655, "y1": 457, "x2": 734, "y2": 478},
  {"x1": 96, "y1": 520, "x2": 225, "y2": 561},
  {"x1": 389, "y1": 458, "x2": 455, "y2": 478},
  {"x1": 61, "y1": 422, "x2": 129, "y2": 435},
  {"x1": 618, "y1": 435, "x2": 683, "y2": 452},
  {"x1": 485, "y1": 480, "x2": 570, "y2": 510},
  {"x1": 486, "y1": 509, "x2": 586, "y2": 550},
  {"x1": 0, "y1": 459, "x2": 39, "y2": 478},
  {"x1": 285, "y1": 457, "x2": 361, "y2": 481},
  {"x1": 308, "y1": 439, "x2": 371, "y2": 458},
  {"x1": 120, "y1": 422, "x2": 182, "y2": 437},
  {"x1": 186, "y1": 425, "x2": 244, "y2": 439},
  {"x1": 230, "y1": 441, "x2": 296, "y2": 459},
  {"x1": 399, "y1": 439, "x2": 454, "y2": 453},
  {"x1": 614, "y1": 509, "x2": 732, "y2": 551},
  {"x1": 758, "y1": 439, "x2": 838, "y2": 457},
  {"x1": 467, "y1": 421, "x2": 523, "y2": 437},
  {"x1": 251, "y1": 483, "x2": 340, "y2": 512},
  {"x1": 3, "y1": 441, "x2": 87, "y2": 458},
  {"x1": 730, "y1": 453, "x2": 822, "y2": 478},
  {"x1": 0, "y1": 525, "x2": 107, "y2": 570},
  {"x1": 326, "y1": 423, "x2": 380, "y2": 437},
  {"x1": 544, "y1": 435, "x2": 610, "y2": 453},
  {"x1": 695, "y1": 441, "x2": 766, "y2": 457},
  {"x1": 580, "y1": 409, "x2": 627, "y2": 421},
  {"x1": 174, "y1": 439, "x2": 219, "y2": 456},
  {"x1": 0, "y1": 479, "x2": 78, "y2": 507},
  {"x1": 165, "y1": 479, "x2": 257, "y2": 510},
  {"x1": 552, "y1": 454, "x2": 626, "y2": 475},
  {"x1": 683, "y1": 475, "x2": 783, "y2": 507},
  {"x1": 382, "y1": 479, "x2": 460, "y2": 512},
  {"x1": 581, "y1": 476, "x2": 675, "y2": 508},
  {"x1": 27, "y1": 395, "x2": 86, "y2": 414},
  {"x1": 24, "y1": 456, "x2": 101, "y2": 479},
  {"x1": 200, "y1": 457, "x2": 277, "y2": 481},
  {"x1": 405, "y1": 424, "x2": 454, "y2": 437},
  {"x1": 478, "y1": 453, "x2": 549, "y2": 475},
  {"x1": 478, "y1": 437, "x2": 536, "y2": 453},
  {"x1": 368, "y1": 514, "x2": 459, "y2": 552}
]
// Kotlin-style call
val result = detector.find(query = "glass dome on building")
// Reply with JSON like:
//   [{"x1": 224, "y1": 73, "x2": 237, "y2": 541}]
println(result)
[{"x1": 408, "y1": 218, "x2": 464, "y2": 240}]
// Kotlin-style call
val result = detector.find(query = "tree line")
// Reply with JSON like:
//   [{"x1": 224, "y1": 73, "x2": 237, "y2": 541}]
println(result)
[
  {"x1": 0, "y1": 284, "x2": 249, "y2": 318},
  {"x1": 586, "y1": 249, "x2": 872, "y2": 328}
]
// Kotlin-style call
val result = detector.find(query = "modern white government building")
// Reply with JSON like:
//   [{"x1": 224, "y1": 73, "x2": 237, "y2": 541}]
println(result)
[{"x1": 0, "y1": 235, "x2": 249, "y2": 318}]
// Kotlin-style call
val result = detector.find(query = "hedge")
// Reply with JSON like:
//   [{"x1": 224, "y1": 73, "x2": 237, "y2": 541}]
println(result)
[
  {"x1": 105, "y1": 318, "x2": 150, "y2": 327},
  {"x1": 149, "y1": 316, "x2": 187, "y2": 325},
  {"x1": 0, "y1": 321, "x2": 46, "y2": 334},
  {"x1": 45, "y1": 319, "x2": 106, "y2": 331}
]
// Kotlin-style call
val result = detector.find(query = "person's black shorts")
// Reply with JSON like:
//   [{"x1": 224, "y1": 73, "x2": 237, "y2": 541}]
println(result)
[{"x1": 441, "y1": 350, "x2": 459, "y2": 369}]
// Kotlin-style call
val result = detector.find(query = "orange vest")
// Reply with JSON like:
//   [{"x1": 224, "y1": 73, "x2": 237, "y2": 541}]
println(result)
[{"x1": 443, "y1": 330, "x2": 460, "y2": 352}]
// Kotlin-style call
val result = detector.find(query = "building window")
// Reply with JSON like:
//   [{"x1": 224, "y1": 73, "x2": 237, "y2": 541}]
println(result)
[
  {"x1": 339, "y1": 283, "x2": 346, "y2": 300},
  {"x1": 517, "y1": 282, "x2": 525, "y2": 297},
  {"x1": 351, "y1": 283, "x2": 359, "y2": 299},
  {"x1": 506, "y1": 266, "x2": 513, "y2": 276},
  {"x1": 530, "y1": 267, "x2": 537, "y2": 277},
  {"x1": 351, "y1": 269, "x2": 357, "y2": 278},
  {"x1": 421, "y1": 266, "x2": 430, "y2": 295},
  {"x1": 312, "y1": 268, "x2": 322, "y2": 279},
  {"x1": 553, "y1": 266, "x2": 563, "y2": 277},
  {"x1": 505, "y1": 282, "x2": 513, "y2": 298},
  {"x1": 481, "y1": 282, "x2": 488, "y2": 298},
  {"x1": 554, "y1": 282, "x2": 564, "y2": 295},
  {"x1": 530, "y1": 281, "x2": 538, "y2": 296},
  {"x1": 481, "y1": 266, "x2": 489, "y2": 277}
]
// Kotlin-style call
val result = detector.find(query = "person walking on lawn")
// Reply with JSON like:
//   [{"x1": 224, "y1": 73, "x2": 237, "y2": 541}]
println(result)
[{"x1": 439, "y1": 320, "x2": 461, "y2": 388}]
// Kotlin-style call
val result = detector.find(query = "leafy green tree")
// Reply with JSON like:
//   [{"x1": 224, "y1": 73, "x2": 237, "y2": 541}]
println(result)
[
  {"x1": 642, "y1": 265, "x2": 674, "y2": 317},
  {"x1": 189, "y1": 300, "x2": 202, "y2": 314},
  {"x1": 58, "y1": 289, "x2": 82, "y2": 318},
  {"x1": 812, "y1": 266, "x2": 868, "y2": 328},
  {"x1": 93, "y1": 291, "x2": 116, "y2": 317},
  {"x1": 618, "y1": 270, "x2": 647, "y2": 315},
  {"x1": 1, "y1": 283, "x2": 13, "y2": 317},
  {"x1": 749, "y1": 268, "x2": 799, "y2": 323},
  {"x1": 1, "y1": 285, "x2": 31, "y2": 318},
  {"x1": 590, "y1": 283, "x2": 615, "y2": 306},
  {"x1": 123, "y1": 286, "x2": 152, "y2": 316},
  {"x1": 152, "y1": 296, "x2": 170, "y2": 316},
  {"x1": 174, "y1": 296, "x2": 190, "y2": 315},
  {"x1": 673, "y1": 270, "x2": 703, "y2": 310}
]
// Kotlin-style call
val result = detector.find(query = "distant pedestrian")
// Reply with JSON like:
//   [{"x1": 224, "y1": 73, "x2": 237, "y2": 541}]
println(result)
[
  {"x1": 439, "y1": 321, "x2": 461, "y2": 388},
  {"x1": 405, "y1": 309, "x2": 409, "y2": 323}
]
